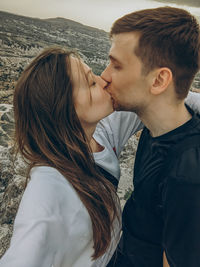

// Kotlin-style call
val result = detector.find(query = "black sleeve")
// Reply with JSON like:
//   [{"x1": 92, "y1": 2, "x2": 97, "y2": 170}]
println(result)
[{"x1": 163, "y1": 177, "x2": 200, "y2": 267}]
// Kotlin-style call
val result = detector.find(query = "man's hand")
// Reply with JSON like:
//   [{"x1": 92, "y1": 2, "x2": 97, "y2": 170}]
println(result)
[{"x1": 163, "y1": 252, "x2": 170, "y2": 267}]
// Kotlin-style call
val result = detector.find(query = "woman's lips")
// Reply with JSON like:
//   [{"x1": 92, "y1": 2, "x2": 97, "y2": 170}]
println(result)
[
  {"x1": 106, "y1": 89, "x2": 116, "y2": 108},
  {"x1": 111, "y1": 96, "x2": 115, "y2": 108}
]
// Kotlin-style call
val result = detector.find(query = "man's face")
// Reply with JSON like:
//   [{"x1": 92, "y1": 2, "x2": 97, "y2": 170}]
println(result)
[{"x1": 101, "y1": 32, "x2": 150, "y2": 112}]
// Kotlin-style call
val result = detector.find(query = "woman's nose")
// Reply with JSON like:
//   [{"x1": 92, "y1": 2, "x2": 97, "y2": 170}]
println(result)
[
  {"x1": 101, "y1": 67, "x2": 112, "y2": 83},
  {"x1": 97, "y1": 75, "x2": 108, "y2": 89}
]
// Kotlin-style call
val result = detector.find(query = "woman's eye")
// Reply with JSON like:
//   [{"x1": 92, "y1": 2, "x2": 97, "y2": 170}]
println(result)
[{"x1": 91, "y1": 81, "x2": 96, "y2": 86}]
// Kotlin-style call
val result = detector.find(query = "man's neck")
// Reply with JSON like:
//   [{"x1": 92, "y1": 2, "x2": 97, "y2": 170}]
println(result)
[{"x1": 139, "y1": 101, "x2": 192, "y2": 137}]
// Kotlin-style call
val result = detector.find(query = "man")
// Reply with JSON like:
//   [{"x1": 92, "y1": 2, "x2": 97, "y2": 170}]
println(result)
[{"x1": 101, "y1": 7, "x2": 200, "y2": 267}]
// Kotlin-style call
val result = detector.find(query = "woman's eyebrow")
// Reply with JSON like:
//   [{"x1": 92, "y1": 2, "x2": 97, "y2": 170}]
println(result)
[
  {"x1": 84, "y1": 69, "x2": 93, "y2": 83},
  {"x1": 86, "y1": 69, "x2": 92, "y2": 77},
  {"x1": 86, "y1": 69, "x2": 95, "y2": 81}
]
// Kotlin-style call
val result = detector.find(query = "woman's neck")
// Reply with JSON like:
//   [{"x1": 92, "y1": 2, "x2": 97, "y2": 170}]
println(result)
[
  {"x1": 90, "y1": 137, "x2": 104, "y2": 153},
  {"x1": 82, "y1": 122, "x2": 104, "y2": 152}
]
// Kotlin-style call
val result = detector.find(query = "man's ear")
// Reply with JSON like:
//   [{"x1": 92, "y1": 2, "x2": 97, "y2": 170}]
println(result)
[{"x1": 150, "y1": 68, "x2": 172, "y2": 95}]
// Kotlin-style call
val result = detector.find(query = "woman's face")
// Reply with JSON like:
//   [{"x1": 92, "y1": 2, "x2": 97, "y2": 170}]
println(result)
[{"x1": 71, "y1": 57, "x2": 114, "y2": 127}]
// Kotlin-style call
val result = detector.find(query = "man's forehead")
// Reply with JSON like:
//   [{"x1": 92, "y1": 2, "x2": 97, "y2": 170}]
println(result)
[
  {"x1": 109, "y1": 32, "x2": 140, "y2": 63},
  {"x1": 111, "y1": 32, "x2": 140, "y2": 48}
]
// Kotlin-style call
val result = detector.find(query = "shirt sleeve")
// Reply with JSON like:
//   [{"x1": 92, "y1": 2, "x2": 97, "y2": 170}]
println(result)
[
  {"x1": 162, "y1": 152, "x2": 200, "y2": 267},
  {"x1": 0, "y1": 175, "x2": 63, "y2": 267},
  {"x1": 0, "y1": 219, "x2": 57, "y2": 267},
  {"x1": 185, "y1": 91, "x2": 200, "y2": 114},
  {"x1": 96, "y1": 111, "x2": 143, "y2": 157}
]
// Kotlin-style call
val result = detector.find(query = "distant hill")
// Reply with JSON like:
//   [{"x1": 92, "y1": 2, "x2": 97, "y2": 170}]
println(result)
[
  {"x1": 0, "y1": 10, "x2": 110, "y2": 103},
  {"x1": 0, "y1": 10, "x2": 199, "y2": 104},
  {"x1": 154, "y1": 0, "x2": 200, "y2": 8}
]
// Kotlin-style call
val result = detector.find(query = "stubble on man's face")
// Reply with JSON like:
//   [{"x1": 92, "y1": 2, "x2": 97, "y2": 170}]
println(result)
[
  {"x1": 106, "y1": 86, "x2": 138, "y2": 112},
  {"x1": 104, "y1": 32, "x2": 148, "y2": 112}
]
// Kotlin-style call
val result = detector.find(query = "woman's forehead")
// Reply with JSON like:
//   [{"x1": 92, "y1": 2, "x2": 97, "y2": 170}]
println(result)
[
  {"x1": 70, "y1": 57, "x2": 90, "y2": 73},
  {"x1": 71, "y1": 57, "x2": 92, "y2": 82},
  {"x1": 70, "y1": 56, "x2": 91, "y2": 87}
]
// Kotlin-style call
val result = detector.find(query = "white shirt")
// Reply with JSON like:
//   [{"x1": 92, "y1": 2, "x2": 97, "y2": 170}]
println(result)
[{"x1": 0, "y1": 111, "x2": 142, "y2": 267}]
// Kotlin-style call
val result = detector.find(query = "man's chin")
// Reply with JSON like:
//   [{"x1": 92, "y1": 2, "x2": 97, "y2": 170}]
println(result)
[
  {"x1": 113, "y1": 102, "x2": 133, "y2": 112},
  {"x1": 111, "y1": 98, "x2": 130, "y2": 111},
  {"x1": 112, "y1": 100, "x2": 124, "y2": 111},
  {"x1": 111, "y1": 98, "x2": 120, "y2": 111},
  {"x1": 114, "y1": 106, "x2": 121, "y2": 111}
]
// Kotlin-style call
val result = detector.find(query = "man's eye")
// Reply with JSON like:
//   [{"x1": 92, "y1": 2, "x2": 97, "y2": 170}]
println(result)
[
  {"x1": 112, "y1": 63, "x2": 121, "y2": 70},
  {"x1": 113, "y1": 65, "x2": 121, "y2": 70}
]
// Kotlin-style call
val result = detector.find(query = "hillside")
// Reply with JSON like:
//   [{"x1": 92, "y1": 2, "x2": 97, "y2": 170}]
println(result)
[
  {"x1": 0, "y1": 10, "x2": 110, "y2": 103},
  {"x1": 154, "y1": 0, "x2": 200, "y2": 8}
]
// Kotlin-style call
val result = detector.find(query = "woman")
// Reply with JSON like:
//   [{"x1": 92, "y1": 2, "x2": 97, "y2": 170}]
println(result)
[{"x1": 0, "y1": 47, "x2": 143, "y2": 267}]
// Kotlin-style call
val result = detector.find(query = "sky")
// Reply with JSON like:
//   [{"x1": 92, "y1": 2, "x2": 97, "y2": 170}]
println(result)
[{"x1": 0, "y1": 0, "x2": 200, "y2": 31}]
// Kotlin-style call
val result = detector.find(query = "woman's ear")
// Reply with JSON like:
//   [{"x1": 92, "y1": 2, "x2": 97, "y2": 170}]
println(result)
[{"x1": 150, "y1": 67, "x2": 172, "y2": 95}]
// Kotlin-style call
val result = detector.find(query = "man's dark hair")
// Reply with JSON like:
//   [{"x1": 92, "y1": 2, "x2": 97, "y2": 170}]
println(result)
[{"x1": 110, "y1": 7, "x2": 200, "y2": 98}]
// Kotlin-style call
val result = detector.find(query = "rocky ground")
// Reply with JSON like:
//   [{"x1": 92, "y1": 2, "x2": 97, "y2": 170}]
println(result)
[
  {"x1": 0, "y1": 10, "x2": 111, "y2": 104},
  {"x1": 0, "y1": 103, "x2": 138, "y2": 258}
]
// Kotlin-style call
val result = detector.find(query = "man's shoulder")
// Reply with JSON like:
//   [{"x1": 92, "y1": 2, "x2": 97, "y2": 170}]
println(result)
[{"x1": 167, "y1": 134, "x2": 200, "y2": 184}]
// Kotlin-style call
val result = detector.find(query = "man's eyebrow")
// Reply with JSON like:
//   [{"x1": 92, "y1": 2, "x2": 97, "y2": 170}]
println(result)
[{"x1": 109, "y1": 55, "x2": 122, "y2": 65}]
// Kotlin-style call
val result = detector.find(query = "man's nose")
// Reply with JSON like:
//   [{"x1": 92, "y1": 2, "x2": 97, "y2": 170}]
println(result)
[{"x1": 101, "y1": 67, "x2": 112, "y2": 84}]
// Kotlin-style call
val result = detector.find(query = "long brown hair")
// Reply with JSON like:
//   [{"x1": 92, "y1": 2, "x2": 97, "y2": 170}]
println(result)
[
  {"x1": 110, "y1": 7, "x2": 200, "y2": 99},
  {"x1": 13, "y1": 47, "x2": 119, "y2": 259}
]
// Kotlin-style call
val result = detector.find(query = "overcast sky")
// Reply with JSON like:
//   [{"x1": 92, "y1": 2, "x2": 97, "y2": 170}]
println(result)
[{"x1": 0, "y1": 0, "x2": 200, "y2": 31}]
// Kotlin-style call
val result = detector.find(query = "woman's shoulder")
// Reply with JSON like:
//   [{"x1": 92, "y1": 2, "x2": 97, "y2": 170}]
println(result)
[
  {"x1": 30, "y1": 165, "x2": 68, "y2": 188},
  {"x1": 17, "y1": 166, "x2": 85, "y2": 220},
  {"x1": 29, "y1": 166, "x2": 73, "y2": 198}
]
